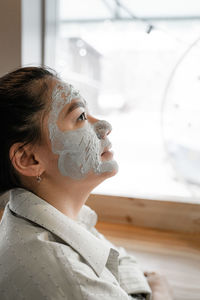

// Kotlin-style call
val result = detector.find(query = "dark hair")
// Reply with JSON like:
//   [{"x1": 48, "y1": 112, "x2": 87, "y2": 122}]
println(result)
[{"x1": 0, "y1": 66, "x2": 57, "y2": 195}]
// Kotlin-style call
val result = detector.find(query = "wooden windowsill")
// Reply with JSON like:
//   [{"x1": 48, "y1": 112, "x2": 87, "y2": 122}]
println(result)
[{"x1": 87, "y1": 194, "x2": 200, "y2": 233}]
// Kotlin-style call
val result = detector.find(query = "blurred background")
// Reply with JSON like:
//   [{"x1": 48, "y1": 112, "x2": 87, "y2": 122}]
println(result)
[{"x1": 1, "y1": 0, "x2": 200, "y2": 202}]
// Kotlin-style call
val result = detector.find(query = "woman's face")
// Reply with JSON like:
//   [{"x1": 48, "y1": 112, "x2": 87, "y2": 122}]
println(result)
[{"x1": 40, "y1": 80, "x2": 118, "y2": 184}]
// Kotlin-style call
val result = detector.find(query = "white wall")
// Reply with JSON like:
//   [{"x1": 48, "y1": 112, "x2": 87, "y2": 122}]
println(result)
[
  {"x1": 0, "y1": 0, "x2": 43, "y2": 77},
  {"x1": 0, "y1": 0, "x2": 22, "y2": 76}
]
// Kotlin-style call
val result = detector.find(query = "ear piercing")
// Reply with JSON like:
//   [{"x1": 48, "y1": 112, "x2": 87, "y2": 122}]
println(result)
[{"x1": 36, "y1": 175, "x2": 42, "y2": 183}]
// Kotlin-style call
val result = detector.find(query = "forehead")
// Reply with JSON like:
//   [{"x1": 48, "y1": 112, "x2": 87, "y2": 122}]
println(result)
[{"x1": 51, "y1": 80, "x2": 82, "y2": 107}]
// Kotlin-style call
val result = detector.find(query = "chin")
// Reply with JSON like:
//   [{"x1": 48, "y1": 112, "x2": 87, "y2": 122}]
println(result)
[
  {"x1": 82, "y1": 161, "x2": 118, "y2": 192},
  {"x1": 79, "y1": 159, "x2": 118, "y2": 184},
  {"x1": 104, "y1": 168, "x2": 118, "y2": 179},
  {"x1": 99, "y1": 159, "x2": 119, "y2": 179}
]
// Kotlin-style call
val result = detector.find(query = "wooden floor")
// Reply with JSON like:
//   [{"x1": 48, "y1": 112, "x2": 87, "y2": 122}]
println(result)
[{"x1": 96, "y1": 222, "x2": 200, "y2": 300}]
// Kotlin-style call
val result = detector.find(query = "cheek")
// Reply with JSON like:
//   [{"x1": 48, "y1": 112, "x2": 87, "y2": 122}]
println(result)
[
  {"x1": 39, "y1": 144, "x2": 59, "y2": 172},
  {"x1": 59, "y1": 123, "x2": 100, "y2": 155}
]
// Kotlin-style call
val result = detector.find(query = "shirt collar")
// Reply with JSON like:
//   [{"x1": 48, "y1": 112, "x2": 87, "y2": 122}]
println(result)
[
  {"x1": 8, "y1": 188, "x2": 118, "y2": 277},
  {"x1": 76, "y1": 203, "x2": 98, "y2": 230}
]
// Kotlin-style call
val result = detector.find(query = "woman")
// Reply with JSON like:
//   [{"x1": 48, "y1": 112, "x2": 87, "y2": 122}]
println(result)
[{"x1": 0, "y1": 67, "x2": 172, "y2": 299}]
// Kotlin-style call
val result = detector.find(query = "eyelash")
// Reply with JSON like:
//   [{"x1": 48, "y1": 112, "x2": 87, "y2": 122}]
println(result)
[{"x1": 77, "y1": 112, "x2": 87, "y2": 122}]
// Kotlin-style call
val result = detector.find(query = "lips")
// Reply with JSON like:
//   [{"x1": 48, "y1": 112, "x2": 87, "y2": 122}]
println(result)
[{"x1": 101, "y1": 143, "x2": 112, "y2": 156}]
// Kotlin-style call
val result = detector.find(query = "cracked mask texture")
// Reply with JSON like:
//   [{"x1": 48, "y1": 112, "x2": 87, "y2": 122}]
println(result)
[{"x1": 48, "y1": 81, "x2": 118, "y2": 179}]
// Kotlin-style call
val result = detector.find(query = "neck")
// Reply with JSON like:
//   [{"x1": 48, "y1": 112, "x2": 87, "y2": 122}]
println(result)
[{"x1": 32, "y1": 175, "x2": 100, "y2": 220}]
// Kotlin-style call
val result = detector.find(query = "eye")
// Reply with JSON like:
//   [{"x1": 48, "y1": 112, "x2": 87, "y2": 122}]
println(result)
[{"x1": 77, "y1": 112, "x2": 87, "y2": 122}]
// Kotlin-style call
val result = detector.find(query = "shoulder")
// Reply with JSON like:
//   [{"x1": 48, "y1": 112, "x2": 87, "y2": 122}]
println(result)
[
  {"x1": 0, "y1": 216, "x2": 84, "y2": 299},
  {"x1": 0, "y1": 204, "x2": 102, "y2": 299}
]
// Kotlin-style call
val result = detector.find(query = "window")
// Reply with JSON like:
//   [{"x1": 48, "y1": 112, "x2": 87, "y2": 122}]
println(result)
[{"x1": 50, "y1": 0, "x2": 200, "y2": 202}]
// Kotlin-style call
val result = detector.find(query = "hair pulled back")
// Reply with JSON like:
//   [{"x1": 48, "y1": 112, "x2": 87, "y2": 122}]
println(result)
[{"x1": 0, "y1": 66, "x2": 57, "y2": 195}]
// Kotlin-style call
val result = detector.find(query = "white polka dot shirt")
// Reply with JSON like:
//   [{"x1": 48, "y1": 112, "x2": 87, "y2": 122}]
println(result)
[{"x1": 0, "y1": 188, "x2": 152, "y2": 300}]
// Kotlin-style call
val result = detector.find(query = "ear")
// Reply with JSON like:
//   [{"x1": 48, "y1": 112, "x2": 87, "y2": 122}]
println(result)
[{"x1": 9, "y1": 143, "x2": 45, "y2": 178}]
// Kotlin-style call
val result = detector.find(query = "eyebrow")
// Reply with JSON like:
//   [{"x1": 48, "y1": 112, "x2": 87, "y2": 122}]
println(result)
[{"x1": 65, "y1": 101, "x2": 86, "y2": 117}]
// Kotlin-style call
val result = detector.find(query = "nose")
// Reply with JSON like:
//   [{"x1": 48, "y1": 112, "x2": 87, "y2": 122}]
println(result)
[{"x1": 93, "y1": 120, "x2": 112, "y2": 139}]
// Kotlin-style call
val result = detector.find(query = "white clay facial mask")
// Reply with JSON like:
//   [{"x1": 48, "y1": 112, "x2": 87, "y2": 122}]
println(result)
[{"x1": 48, "y1": 81, "x2": 118, "y2": 180}]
